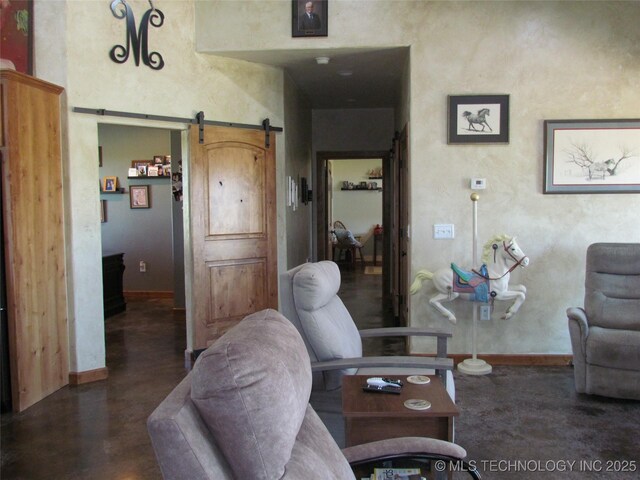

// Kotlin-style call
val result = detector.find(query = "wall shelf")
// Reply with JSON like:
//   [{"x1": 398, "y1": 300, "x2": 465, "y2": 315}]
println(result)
[{"x1": 128, "y1": 176, "x2": 170, "y2": 180}]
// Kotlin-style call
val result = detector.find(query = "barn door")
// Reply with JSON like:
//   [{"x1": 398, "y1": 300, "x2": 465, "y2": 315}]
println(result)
[{"x1": 189, "y1": 125, "x2": 277, "y2": 349}]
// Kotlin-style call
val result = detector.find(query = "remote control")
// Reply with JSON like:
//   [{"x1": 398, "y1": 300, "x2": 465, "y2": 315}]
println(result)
[{"x1": 366, "y1": 377, "x2": 403, "y2": 388}]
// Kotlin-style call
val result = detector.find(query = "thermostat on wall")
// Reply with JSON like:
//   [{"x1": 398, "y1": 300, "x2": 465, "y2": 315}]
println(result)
[{"x1": 471, "y1": 178, "x2": 486, "y2": 190}]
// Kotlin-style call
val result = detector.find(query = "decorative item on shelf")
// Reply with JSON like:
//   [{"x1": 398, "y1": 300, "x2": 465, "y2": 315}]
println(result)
[
  {"x1": 130, "y1": 158, "x2": 172, "y2": 178},
  {"x1": 367, "y1": 166, "x2": 383, "y2": 178},
  {"x1": 130, "y1": 185, "x2": 150, "y2": 209},
  {"x1": 102, "y1": 176, "x2": 118, "y2": 192},
  {"x1": 109, "y1": 0, "x2": 165, "y2": 70}
]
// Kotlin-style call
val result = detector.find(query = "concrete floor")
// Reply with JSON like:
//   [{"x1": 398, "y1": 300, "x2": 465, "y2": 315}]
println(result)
[{"x1": 1, "y1": 267, "x2": 638, "y2": 479}]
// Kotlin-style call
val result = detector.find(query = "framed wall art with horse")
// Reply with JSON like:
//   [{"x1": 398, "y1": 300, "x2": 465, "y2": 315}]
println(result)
[{"x1": 448, "y1": 94, "x2": 510, "y2": 144}]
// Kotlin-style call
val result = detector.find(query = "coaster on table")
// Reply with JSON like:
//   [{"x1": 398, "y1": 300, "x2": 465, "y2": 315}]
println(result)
[
  {"x1": 404, "y1": 399, "x2": 431, "y2": 411},
  {"x1": 406, "y1": 375, "x2": 431, "y2": 385}
]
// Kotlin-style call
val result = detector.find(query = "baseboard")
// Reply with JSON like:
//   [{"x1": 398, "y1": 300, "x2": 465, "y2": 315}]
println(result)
[
  {"x1": 416, "y1": 353, "x2": 573, "y2": 366},
  {"x1": 69, "y1": 367, "x2": 109, "y2": 385},
  {"x1": 124, "y1": 291, "x2": 174, "y2": 299}
]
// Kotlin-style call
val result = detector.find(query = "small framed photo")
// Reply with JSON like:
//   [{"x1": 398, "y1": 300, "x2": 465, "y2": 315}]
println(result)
[
  {"x1": 131, "y1": 160, "x2": 152, "y2": 175},
  {"x1": 544, "y1": 119, "x2": 640, "y2": 194},
  {"x1": 128, "y1": 167, "x2": 138, "y2": 177},
  {"x1": 130, "y1": 185, "x2": 150, "y2": 209},
  {"x1": 102, "y1": 176, "x2": 118, "y2": 192},
  {"x1": 153, "y1": 155, "x2": 164, "y2": 165},
  {"x1": 292, "y1": 0, "x2": 328, "y2": 37},
  {"x1": 448, "y1": 94, "x2": 509, "y2": 144},
  {"x1": 162, "y1": 164, "x2": 171, "y2": 176},
  {"x1": 147, "y1": 165, "x2": 159, "y2": 177}
]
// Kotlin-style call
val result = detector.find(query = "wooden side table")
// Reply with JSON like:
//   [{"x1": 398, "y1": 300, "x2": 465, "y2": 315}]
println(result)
[{"x1": 342, "y1": 375, "x2": 458, "y2": 447}]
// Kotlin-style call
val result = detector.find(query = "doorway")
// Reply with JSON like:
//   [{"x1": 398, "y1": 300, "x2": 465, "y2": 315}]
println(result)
[
  {"x1": 316, "y1": 150, "x2": 395, "y2": 302},
  {"x1": 98, "y1": 124, "x2": 185, "y2": 313}
]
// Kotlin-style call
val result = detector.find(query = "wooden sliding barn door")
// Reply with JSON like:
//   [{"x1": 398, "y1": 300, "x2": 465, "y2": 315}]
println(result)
[{"x1": 190, "y1": 125, "x2": 277, "y2": 349}]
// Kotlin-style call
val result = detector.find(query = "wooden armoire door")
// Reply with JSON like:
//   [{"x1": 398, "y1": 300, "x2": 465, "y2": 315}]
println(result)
[
  {"x1": 189, "y1": 125, "x2": 277, "y2": 350},
  {"x1": 0, "y1": 70, "x2": 69, "y2": 412}
]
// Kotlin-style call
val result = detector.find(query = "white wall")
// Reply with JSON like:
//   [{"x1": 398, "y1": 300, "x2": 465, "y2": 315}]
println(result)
[{"x1": 196, "y1": 0, "x2": 640, "y2": 356}]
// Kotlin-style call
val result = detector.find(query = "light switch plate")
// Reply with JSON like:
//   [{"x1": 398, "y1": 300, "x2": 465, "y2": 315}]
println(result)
[{"x1": 433, "y1": 224, "x2": 455, "y2": 239}]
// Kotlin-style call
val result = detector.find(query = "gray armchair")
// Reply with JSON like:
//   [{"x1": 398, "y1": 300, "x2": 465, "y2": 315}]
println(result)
[
  {"x1": 567, "y1": 243, "x2": 640, "y2": 400},
  {"x1": 279, "y1": 261, "x2": 454, "y2": 399},
  {"x1": 147, "y1": 309, "x2": 479, "y2": 479}
]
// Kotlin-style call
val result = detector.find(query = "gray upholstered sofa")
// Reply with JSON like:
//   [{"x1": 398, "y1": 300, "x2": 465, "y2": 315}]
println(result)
[
  {"x1": 147, "y1": 309, "x2": 477, "y2": 479},
  {"x1": 567, "y1": 243, "x2": 640, "y2": 400}
]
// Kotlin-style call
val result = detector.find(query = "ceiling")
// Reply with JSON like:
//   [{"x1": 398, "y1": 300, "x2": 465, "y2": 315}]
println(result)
[{"x1": 210, "y1": 47, "x2": 409, "y2": 109}]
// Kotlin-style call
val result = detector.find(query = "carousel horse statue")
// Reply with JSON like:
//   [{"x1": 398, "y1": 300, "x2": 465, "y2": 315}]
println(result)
[{"x1": 410, "y1": 234, "x2": 529, "y2": 323}]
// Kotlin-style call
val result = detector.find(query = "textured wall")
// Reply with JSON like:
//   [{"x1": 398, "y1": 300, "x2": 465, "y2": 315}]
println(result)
[
  {"x1": 198, "y1": 0, "x2": 640, "y2": 355},
  {"x1": 33, "y1": 1, "x2": 640, "y2": 372}
]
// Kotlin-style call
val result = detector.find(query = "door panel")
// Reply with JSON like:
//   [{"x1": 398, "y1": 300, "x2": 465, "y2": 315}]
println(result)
[{"x1": 191, "y1": 126, "x2": 277, "y2": 348}]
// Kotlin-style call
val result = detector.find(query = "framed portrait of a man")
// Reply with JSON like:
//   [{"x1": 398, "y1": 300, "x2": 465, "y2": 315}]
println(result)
[{"x1": 292, "y1": 0, "x2": 328, "y2": 37}]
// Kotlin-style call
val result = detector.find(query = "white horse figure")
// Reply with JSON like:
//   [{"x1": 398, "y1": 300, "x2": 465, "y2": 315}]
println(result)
[{"x1": 410, "y1": 234, "x2": 529, "y2": 323}]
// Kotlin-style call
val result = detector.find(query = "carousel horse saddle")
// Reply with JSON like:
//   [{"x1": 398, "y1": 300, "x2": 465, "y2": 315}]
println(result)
[{"x1": 451, "y1": 263, "x2": 491, "y2": 303}]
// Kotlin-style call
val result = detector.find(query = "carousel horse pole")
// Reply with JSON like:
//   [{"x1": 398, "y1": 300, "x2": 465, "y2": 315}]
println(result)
[{"x1": 458, "y1": 193, "x2": 492, "y2": 375}]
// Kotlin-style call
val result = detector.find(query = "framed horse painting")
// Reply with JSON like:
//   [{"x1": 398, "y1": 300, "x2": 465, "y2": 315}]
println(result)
[{"x1": 448, "y1": 94, "x2": 510, "y2": 144}]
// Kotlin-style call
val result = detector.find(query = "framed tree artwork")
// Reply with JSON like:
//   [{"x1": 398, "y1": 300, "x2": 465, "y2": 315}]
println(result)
[{"x1": 544, "y1": 119, "x2": 640, "y2": 194}]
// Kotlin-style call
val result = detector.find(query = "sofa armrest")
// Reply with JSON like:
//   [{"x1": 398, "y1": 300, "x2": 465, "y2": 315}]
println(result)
[
  {"x1": 343, "y1": 437, "x2": 480, "y2": 479},
  {"x1": 567, "y1": 307, "x2": 589, "y2": 393},
  {"x1": 359, "y1": 327, "x2": 452, "y2": 338},
  {"x1": 359, "y1": 327, "x2": 451, "y2": 359},
  {"x1": 311, "y1": 356, "x2": 453, "y2": 373},
  {"x1": 567, "y1": 307, "x2": 589, "y2": 352}
]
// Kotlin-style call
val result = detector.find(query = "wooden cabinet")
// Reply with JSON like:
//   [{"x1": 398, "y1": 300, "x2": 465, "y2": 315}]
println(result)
[
  {"x1": 0, "y1": 70, "x2": 69, "y2": 412},
  {"x1": 103, "y1": 253, "x2": 126, "y2": 317}
]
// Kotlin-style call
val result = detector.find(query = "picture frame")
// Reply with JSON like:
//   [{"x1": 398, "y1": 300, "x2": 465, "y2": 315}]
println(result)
[
  {"x1": 102, "y1": 176, "x2": 118, "y2": 192},
  {"x1": 292, "y1": 0, "x2": 327, "y2": 37},
  {"x1": 131, "y1": 160, "x2": 152, "y2": 176},
  {"x1": 543, "y1": 119, "x2": 640, "y2": 194},
  {"x1": 130, "y1": 185, "x2": 150, "y2": 209},
  {"x1": 153, "y1": 155, "x2": 164, "y2": 165},
  {"x1": 448, "y1": 94, "x2": 510, "y2": 144}
]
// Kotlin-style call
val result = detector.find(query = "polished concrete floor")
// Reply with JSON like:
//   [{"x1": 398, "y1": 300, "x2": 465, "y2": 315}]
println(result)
[{"x1": 1, "y1": 267, "x2": 638, "y2": 479}]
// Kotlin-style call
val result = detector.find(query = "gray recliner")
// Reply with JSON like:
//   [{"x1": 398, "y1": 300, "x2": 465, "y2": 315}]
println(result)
[
  {"x1": 567, "y1": 243, "x2": 640, "y2": 400},
  {"x1": 279, "y1": 261, "x2": 454, "y2": 399},
  {"x1": 147, "y1": 309, "x2": 478, "y2": 479}
]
